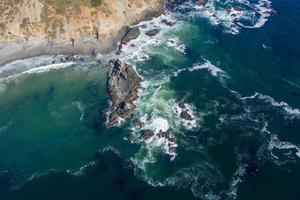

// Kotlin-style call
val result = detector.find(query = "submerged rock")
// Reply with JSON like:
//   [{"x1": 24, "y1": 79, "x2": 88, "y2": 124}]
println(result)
[
  {"x1": 132, "y1": 118, "x2": 144, "y2": 128},
  {"x1": 162, "y1": 19, "x2": 176, "y2": 26},
  {"x1": 106, "y1": 60, "x2": 142, "y2": 127},
  {"x1": 178, "y1": 102, "x2": 186, "y2": 109},
  {"x1": 180, "y1": 110, "x2": 193, "y2": 121},
  {"x1": 145, "y1": 29, "x2": 160, "y2": 36},
  {"x1": 142, "y1": 130, "x2": 155, "y2": 140},
  {"x1": 196, "y1": 0, "x2": 207, "y2": 6}
]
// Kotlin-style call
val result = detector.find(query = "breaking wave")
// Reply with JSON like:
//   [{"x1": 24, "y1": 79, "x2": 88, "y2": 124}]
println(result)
[{"x1": 182, "y1": 0, "x2": 275, "y2": 34}]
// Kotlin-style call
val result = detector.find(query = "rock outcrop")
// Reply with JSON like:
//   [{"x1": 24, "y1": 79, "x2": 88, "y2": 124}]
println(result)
[
  {"x1": 106, "y1": 60, "x2": 142, "y2": 126},
  {"x1": 116, "y1": 27, "x2": 141, "y2": 55},
  {"x1": 145, "y1": 29, "x2": 160, "y2": 36}
]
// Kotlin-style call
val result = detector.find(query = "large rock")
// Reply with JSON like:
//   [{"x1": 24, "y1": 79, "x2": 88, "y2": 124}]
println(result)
[
  {"x1": 142, "y1": 130, "x2": 154, "y2": 140},
  {"x1": 132, "y1": 118, "x2": 144, "y2": 128},
  {"x1": 106, "y1": 60, "x2": 142, "y2": 127},
  {"x1": 180, "y1": 110, "x2": 193, "y2": 121},
  {"x1": 145, "y1": 29, "x2": 160, "y2": 36},
  {"x1": 121, "y1": 27, "x2": 141, "y2": 45},
  {"x1": 116, "y1": 27, "x2": 141, "y2": 55}
]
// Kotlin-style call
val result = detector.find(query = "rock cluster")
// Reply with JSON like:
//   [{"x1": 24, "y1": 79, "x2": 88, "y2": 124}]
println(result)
[
  {"x1": 178, "y1": 103, "x2": 193, "y2": 121},
  {"x1": 106, "y1": 60, "x2": 142, "y2": 126}
]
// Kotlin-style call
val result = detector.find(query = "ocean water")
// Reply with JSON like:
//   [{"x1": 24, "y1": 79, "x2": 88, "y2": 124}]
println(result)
[{"x1": 1, "y1": 0, "x2": 300, "y2": 199}]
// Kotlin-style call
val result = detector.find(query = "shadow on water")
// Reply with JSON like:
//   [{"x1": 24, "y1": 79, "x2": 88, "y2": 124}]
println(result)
[{"x1": 2, "y1": 150, "x2": 196, "y2": 200}]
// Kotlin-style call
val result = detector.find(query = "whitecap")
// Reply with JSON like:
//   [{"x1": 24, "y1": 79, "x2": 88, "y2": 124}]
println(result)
[
  {"x1": 25, "y1": 62, "x2": 75, "y2": 74},
  {"x1": 257, "y1": 93, "x2": 300, "y2": 118},
  {"x1": 190, "y1": 0, "x2": 274, "y2": 34},
  {"x1": 72, "y1": 101, "x2": 85, "y2": 121},
  {"x1": 227, "y1": 165, "x2": 246, "y2": 200},
  {"x1": 268, "y1": 134, "x2": 300, "y2": 160},
  {"x1": 188, "y1": 60, "x2": 226, "y2": 78}
]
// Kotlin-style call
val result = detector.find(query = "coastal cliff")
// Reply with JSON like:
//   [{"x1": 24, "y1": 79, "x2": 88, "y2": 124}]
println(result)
[
  {"x1": 0, "y1": 0, "x2": 167, "y2": 66},
  {"x1": 0, "y1": 0, "x2": 166, "y2": 41}
]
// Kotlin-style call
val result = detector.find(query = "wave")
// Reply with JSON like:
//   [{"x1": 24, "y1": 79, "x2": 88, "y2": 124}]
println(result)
[
  {"x1": 228, "y1": 90, "x2": 300, "y2": 119},
  {"x1": 0, "y1": 61, "x2": 75, "y2": 82},
  {"x1": 189, "y1": 0, "x2": 274, "y2": 34},
  {"x1": 257, "y1": 94, "x2": 300, "y2": 117},
  {"x1": 188, "y1": 59, "x2": 227, "y2": 78},
  {"x1": 268, "y1": 134, "x2": 300, "y2": 160},
  {"x1": 173, "y1": 59, "x2": 228, "y2": 83},
  {"x1": 226, "y1": 165, "x2": 246, "y2": 200},
  {"x1": 72, "y1": 101, "x2": 85, "y2": 121},
  {"x1": 119, "y1": 13, "x2": 186, "y2": 63},
  {"x1": 165, "y1": 162, "x2": 224, "y2": 200}
]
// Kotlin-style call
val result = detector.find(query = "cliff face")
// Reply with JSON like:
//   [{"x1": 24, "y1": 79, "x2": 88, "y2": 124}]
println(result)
[{"x1": 0, "y1": 0, "x2": 165, "y2": 41}]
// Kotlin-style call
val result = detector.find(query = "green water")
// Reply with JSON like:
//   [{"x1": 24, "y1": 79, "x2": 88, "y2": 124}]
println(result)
[{"x1": 1, "y1": 0, "x2": 300, "y2": 199}]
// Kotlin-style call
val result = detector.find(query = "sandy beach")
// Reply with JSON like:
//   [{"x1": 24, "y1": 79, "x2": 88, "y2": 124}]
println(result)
[{"x1": 0, "y1": 32, "x2": 122, "y2": 67}]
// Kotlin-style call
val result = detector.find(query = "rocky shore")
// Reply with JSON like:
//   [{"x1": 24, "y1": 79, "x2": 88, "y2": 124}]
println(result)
[
  {"x1": 0, "y1": 0, "x2": 167, "y2": 67},
  {"x1": 106, "y1": 60, "x2": 142, "y2": 126}
]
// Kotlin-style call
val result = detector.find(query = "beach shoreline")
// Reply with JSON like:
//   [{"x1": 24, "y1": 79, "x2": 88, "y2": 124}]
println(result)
[{"x1": 0, "y1": 1, "x2": 166, "y2": 67}]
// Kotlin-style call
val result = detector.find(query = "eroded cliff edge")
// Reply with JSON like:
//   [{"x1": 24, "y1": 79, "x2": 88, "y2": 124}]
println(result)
[{"x1": 0, "y1": 0, "x2": 167, "y2": 66}]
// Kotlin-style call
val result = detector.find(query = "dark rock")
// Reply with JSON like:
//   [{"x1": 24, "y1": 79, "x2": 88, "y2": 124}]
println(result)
[
  {"x1": 116, "y1": 27, "x2": 140, "y2": 55},
  {"x1": 233, "y1": 6, "x2": 243, "y2": 11},
  {"x1": 121, "y1": 27, "x2": 141, "y2": 45},
  {"x1": 178, "y1": 102, "x2": 186, "y2": 109},
  {"x1": 196, "y1": 0, "x2": 206, "y2": 6},
  {"x1": 168, "y1": 137, "x2": 175, "y2": 143},
  {"x1": 225, "y1": 7, "x2": 231, "y2": 13},
  {"x1": 128, "y1": 134, "x2": 135, "y2": 143},
  {"x1": 145, "y1": 29, "x2": 160, "y2": 36},
  {"x1": 169, "y1": 147, "x2": 176, "y2": 153},
  {"x1": 162, "y1": 19, "x2": 176, "y2": 26},
  {"x1": 157, "y1": 131, "x2": 171, "y2": 139},
  {"x1": 180, "y1": 110, "x2": 193, "y2": 121},
  {"x1": 106, "y1": 60, "x2": 142, "y2": 126},
  {"x1": 132, "y1": 118, "x2": 143, "y2": 128},
  {"x1": 166, "y1": 0, "x2": 190, "y2": 10},
  {"x1": 142, "y1": 130, "x2": 154, "y2": 140}
]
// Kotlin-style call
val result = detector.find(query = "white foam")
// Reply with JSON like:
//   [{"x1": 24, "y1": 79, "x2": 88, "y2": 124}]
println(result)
[
  {"x1": 227, "y1": 165, "x2": 246, "y2": 200},
  {"x1": 72, "y1": 101, "x2": 85, "y2": 121},
  {"x1": 268, "y1": 134, "x2": 300, "y2": 159},
  {"x1": 191, "y1": 0, "x2": 274, "y2": 34},
  {"x1": 0, "y1": 56, "x2": 60, "y2": 75},
  {"x1": 233, "y1": 91, "x2": 300, "y2": 118},
  {"x1": 257, "y1": 93, "x2": 300, "y2": 117},
  {"x1": 147, "y1": 117, "x2": 169, "y2": 133},
  {"x1": 26, "y1": 62, "x2": 75, "y2": 74},
  {"x1": 0, "y1": 61, "x2": 75, "y2": 81},
  {"x1": 119, "y1": 12, "x2": 187, "y2": 63},
  {"x1": 262, "y1": 43, "x2": 272, "y2": 49},
  {"x1": 173, "y1": 59, "x2": 228, "y2": 82},
  {"x1": 188, "y1": 60, "x2": 226, "y2": 78},
  {"x1": 173, "y1": 103, "x2": 198, "y2": 130}
]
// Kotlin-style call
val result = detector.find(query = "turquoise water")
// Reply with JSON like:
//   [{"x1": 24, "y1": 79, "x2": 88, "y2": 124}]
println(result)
[{"x1": 1, "y1": 0, "x2": 300, "y2": 199}]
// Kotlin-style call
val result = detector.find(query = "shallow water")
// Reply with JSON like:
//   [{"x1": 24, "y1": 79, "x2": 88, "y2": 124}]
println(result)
[{"x1": 1, "y1": 0, "x2": 300, "y2": 199}]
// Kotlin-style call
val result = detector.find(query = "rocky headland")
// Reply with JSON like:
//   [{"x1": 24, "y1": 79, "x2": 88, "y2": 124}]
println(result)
[
  {"x1": 0, "y1": 0, "x2": 167, "y2": 66},
  {"x1": 106, "y1": 59, "x2": 142, "y2": 126}
]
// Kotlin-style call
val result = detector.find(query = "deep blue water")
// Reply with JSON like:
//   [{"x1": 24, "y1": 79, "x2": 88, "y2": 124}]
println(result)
[{"x1": 0, "y1": 0, "x2": 300, "y2": 199}]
